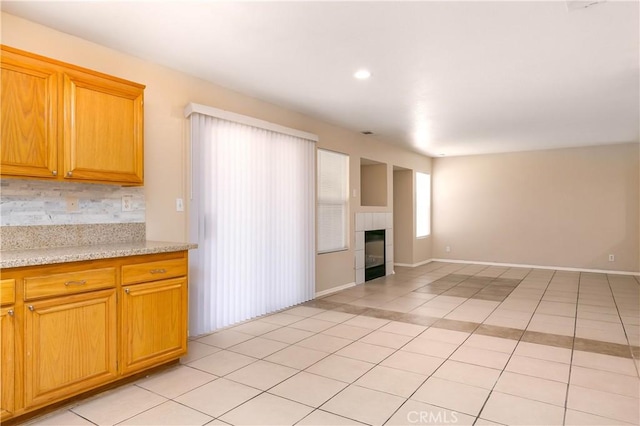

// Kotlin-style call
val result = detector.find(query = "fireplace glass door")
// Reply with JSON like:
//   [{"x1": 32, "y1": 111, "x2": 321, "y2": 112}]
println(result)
[{"x1": 365, "y1": 229, "x2": 385, "y2": 281}]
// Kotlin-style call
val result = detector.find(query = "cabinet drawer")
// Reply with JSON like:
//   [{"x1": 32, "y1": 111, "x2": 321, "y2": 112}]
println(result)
[
  {"x1": 24, "y1": 267, "x2": 116, "y2": 300},
  {"x1": 1, "y1": 279, "x2": 15, "y2": 306},
  {"x1": 122, "y1": 258, "x2": 187, "y2": 285}
]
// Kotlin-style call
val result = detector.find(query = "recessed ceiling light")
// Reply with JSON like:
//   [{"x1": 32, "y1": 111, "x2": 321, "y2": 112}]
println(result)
[
  {"x1": 354, "y1": 69, "x2": 371, "y2": 80},
  {"x1": 439, "y1": 153, "x2": 446, "y2": 157}
]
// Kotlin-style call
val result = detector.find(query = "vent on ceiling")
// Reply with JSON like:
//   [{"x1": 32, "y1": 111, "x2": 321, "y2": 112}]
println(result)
[
  {"x1": 566, "y1": 0, "x2": 607, "y2": 11},
  {"x1": 361, "y1": 131, "x2": 374, "y2": 135}
]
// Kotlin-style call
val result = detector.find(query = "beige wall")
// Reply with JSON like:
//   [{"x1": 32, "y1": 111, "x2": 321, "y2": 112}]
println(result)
[
  {"x1": 361, "y1": 163, "x2": 388, "y2": 207},
  {"x1": 413, "y1": 228, "x2": 432, "y2": 266},
  {"x1": 393, "y1": 170, "x2": 414, "y2": 264},
  {"x1": 390, "y1": 168, "x2": 433, "y2": 266},
  {"x1": 432, "y1": 143, "x2": 640, "y2": 272},
  {"x1": 2, "y1": 13, "x2": 432, "y2": 292}
]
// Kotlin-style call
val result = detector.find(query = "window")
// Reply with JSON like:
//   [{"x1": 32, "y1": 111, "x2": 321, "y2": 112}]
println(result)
[
  {"x1": 416, "y1": 172, "x2": 431, "y2": 238},
  {"x1": 317, "y1": 149, "x2": 349, "y2": 253}
]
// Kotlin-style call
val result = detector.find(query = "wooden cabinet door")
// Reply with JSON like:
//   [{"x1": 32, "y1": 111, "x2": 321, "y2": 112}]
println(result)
[
  {"x1": 0, "y1": 306, "x2": 15, "y2": 421},
  {"x1": 63, "y1": 70, "x2": 144, "y2": 185},
  {"x1": 120, "y1": 278, "x2": 187, "y2": 376},
  {"x1": 0, "y1": 50, "x2": 58, "y2": 178},
  {"x1": 24, "y1": 290, "x2": 117, "y2": 409}
]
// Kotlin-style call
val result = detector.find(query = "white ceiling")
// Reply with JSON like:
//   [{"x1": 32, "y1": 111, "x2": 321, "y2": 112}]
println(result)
[{"x1": 3, "y1": 1, "x2": 638, "y2": 157}]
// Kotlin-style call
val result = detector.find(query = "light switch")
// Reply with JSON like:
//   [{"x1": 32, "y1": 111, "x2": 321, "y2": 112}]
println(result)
[{"x1": 176, "y1": 198, "x2": 184, "y2": 212}]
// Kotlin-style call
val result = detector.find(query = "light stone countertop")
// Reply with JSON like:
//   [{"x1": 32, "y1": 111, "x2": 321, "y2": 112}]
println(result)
[{"x1": 0, "y1": 241, "x2": 197, "y2": 269}]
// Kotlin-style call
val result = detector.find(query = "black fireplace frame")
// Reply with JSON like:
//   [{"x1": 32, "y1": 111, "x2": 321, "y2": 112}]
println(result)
[{"x1": 364, "y1": 229, "x2": 386, "y2": 281}]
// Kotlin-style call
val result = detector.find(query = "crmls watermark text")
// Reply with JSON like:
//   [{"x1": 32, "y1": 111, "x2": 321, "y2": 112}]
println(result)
[{"x1": 407, "y1": 410, "x2": 459, "y2": 424}]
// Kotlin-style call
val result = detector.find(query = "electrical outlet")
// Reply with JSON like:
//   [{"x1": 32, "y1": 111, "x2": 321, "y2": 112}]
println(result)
[
  {"x1": 122, "y1": 195, "x2": 134, "y2": 212},
  {"x1": 176, "y1": 198, "x2": 184, "y2": 212},
  {"x1": 66, "y1": 197, "x2": 79, "y2": 212},
  {"x1": 608, "y1": 254, "x2": 615, "y2": 262}
]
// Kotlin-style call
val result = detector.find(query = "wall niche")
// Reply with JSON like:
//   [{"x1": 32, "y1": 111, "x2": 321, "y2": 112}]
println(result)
[{"x1": 360, "y1": 158, "x2": 387, "y2": 207}]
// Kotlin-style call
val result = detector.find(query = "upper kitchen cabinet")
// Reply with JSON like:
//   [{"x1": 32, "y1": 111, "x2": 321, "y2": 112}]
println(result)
[
  {"x1": 0, "y1": 45, "x2": 145, "y2": 185},
  {"x1": 1, "y1": 48, "x2": 59, "y2": 179},
  {"x1": 62, "y1": 69, "x2": 143, "y2": 184}
]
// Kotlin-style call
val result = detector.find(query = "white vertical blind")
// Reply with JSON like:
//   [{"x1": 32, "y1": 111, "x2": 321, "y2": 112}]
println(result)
[
  {"x1": 317, "y1": 149, "x2": 349, "y2": 253},
  {"x1": 416, "y1": 172, "x2": 431, "y2": 237},
  {"x1": 188, "y1": 111, "x2": 316, "y2": 335}
]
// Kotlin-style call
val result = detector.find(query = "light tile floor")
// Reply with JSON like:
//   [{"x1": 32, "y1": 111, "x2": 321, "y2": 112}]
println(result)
[{"x1": 26, "y1": 262, "x2": 640, "y2": 425}]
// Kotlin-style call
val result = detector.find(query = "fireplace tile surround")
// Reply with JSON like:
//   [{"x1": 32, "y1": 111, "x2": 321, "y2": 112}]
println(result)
[{"x1": 355, "y1": 212, "x2": 393, "y2": 284}]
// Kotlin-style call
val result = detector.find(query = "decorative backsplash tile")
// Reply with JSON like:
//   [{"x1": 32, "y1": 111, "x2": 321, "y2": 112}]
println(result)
[{"x1": 0, "y1": 179, "x2": 145, "y2": 226}]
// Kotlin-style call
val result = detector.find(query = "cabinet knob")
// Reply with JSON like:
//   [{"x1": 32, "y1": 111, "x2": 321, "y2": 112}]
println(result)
[
  {"x1": 28, "y1": 305, "x2": 34, "y2": 311},
  {"x1": 7, "y1": 310, "x2": 14, "y2": 316},
  {"x1": 125, "y1": 288, "x2": 130, "y2": 294},
  {"x1": 66, "y1": 171, "x2": 73, "y2": 177},
  {"x1": 52, "y1": 170, "x2": 58, "y2": 176}
]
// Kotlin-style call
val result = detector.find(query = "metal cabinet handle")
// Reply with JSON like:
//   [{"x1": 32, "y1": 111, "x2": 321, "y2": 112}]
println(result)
[
  {"x1": 149, "y1": 269, "x2": 167, "y2": 274},
  {"x1": 7, "y1": 310, "x2": 14, "y2": 316},
  {"x1": 52, "y1": 170, "x2": 58, "y2": 176},
  {"x1": 28, "y1": 305, "x2": 34, "y2": 311},
  {"x1": 65, "y1": 280, "x2": 87, "y2": 286},
  {"x1": 66, "y1": 171, "x2": 73, "y2": 177},
  {"x1": 125, "y1": 288, "x2": 130, "y2": 294}
]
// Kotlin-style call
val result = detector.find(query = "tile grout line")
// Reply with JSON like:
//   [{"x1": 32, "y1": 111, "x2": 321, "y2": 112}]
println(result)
[
  {"x1": 266, "y1": 308, "x2": 433, "y2": 426},
  {"x1": 282, "y1": 271, "x2": 632, "y2": 422},
  {"x1": 605, "y1": 273, "x2": 640, "y2": 377},
  {"x1": 560, "y1": 271, "x2": 582, "y2": 426},
  {"x1": 471, "y1": 268, "x2": 557, "y2": 425},
  {"x1": 305, "y1": 263, "x2": 492, "y2": 424},
  {"x1": 209, "y1": 268, "x2": 624, "y2": 421},
  {"x1": 180, "y1": 313, "x2": 330, "y2": 423},
  {"x1": 206, "y1": 309, "x2": 397, "y2": 425},
  {"x1": 226, "y1": 271, "x2": 635, "y2": 425},
  {"x1": 382, "y1": 267, "x2": 541, "y2": 425},
  {"x1": 345, "y1": 283, "x2": 637, "y2": 358}
]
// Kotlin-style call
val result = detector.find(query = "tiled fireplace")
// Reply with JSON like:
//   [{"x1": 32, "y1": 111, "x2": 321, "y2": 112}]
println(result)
[{"x1": 355, "y1": 212, "x2": 393, "y2": 284}]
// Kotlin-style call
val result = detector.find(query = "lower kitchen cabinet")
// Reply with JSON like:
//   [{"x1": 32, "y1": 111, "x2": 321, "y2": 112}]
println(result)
[
  {"x1": 24, "y1": 289, "x2": 118, "y2": 409},
  {"x1": 120, "y1": 277, "x2": 188, "y2": 376},
  {"x1": 0, "y1": 250, "x2": 189, "y2": 422},
  {"x1": 1, "y1": 305, "x2": 15, "y2": 421}
]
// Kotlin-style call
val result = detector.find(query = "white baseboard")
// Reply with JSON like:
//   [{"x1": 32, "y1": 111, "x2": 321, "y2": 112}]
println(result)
[
  {"x1": 394, "y1": 259, "x2": 434, "y2": 268},
  {"x1": 430, "y1": 258, "x2": 640, "y2": 276},
  {"x1": 315, "y1": 281, "x2": 357, "y2": 298}
]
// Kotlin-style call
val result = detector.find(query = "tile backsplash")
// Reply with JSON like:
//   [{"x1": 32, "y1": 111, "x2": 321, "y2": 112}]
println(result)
[{"x1": 0, "y1": 179, "x2": 145, "y2": 226}]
